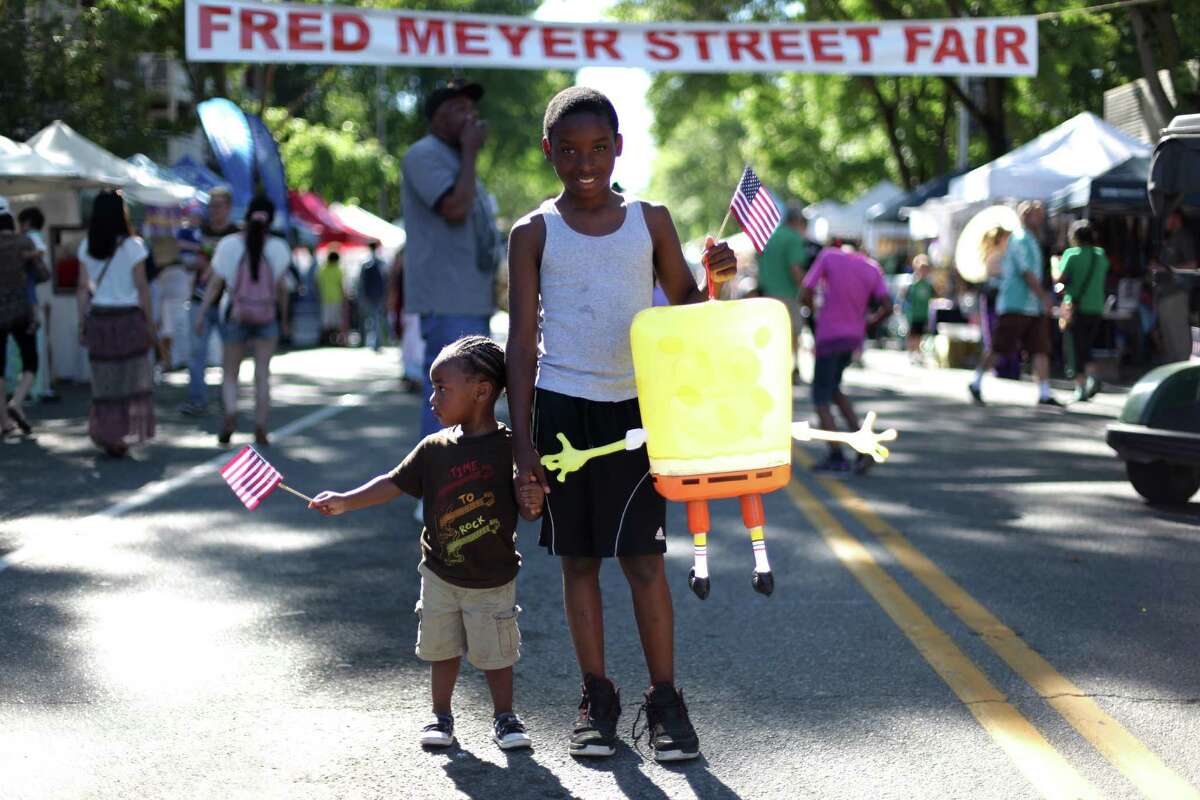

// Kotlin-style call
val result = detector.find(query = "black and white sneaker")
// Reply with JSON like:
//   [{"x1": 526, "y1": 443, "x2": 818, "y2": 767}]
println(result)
[
  {"x1": 493, "y1": 711, "x2": 532, "y2": 750},
  {"x1": 635, "y1": 683, "x2": 700, "y2": 762},
  {"x1": 569, "y1": 673, "x2": 620, "y2": 757},
  {"x1": 420, "y1": 713, "x2": 455, "y2": 748}
]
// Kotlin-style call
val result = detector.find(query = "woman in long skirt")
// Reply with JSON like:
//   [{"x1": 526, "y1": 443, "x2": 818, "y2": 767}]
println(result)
[{"x1": 76, "y1": 190, "x2": 156, "y2": 456}]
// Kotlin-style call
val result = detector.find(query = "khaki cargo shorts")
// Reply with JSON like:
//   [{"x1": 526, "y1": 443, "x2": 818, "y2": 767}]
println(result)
[{"x1": 415, "y1": 562, "x2": 521, "y2": 670}]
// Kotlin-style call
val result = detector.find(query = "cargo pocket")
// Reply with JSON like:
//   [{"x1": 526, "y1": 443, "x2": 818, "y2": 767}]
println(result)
[{"x1": 494, "y1": 604, "x2": 521, "y2": 660}]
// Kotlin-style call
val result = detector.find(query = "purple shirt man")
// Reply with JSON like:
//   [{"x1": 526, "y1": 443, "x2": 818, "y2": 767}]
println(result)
[
  {"x1": 800, "y1": 246, "x2": 892, "y2": 473},
  {"x1": 802, "y1": 247, "x2": 890, "y2": 356}
]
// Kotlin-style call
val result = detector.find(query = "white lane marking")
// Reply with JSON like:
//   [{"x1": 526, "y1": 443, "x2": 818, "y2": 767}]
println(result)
[{"x1": 0, "y1": 383, "x2": 387, "y2": 576}]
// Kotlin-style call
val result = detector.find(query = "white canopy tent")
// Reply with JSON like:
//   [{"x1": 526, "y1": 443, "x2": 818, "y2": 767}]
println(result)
[
  {"x1": 27, "y1": 121, "x2": 201, "y2": 207},
  {"x1": 330, "y1": 203, "x2": 407, "y2": 252},
  {"x1": 947, "y1": 112, "x2": 1151, "y2": 204},
  {"x1": 0, "y1": 135, "x2": 113, "y2": 195},
  {"x1": 805, "y1": 181, "x2": 905, "y2": 244}
]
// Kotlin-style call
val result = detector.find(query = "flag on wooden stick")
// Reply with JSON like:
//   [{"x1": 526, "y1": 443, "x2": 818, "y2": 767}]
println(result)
[
  {"x1": 220, "y1": 446, "x2": 284, "y2": 510},
  {"x1": 728, "y1": 166, "x2": 782, "y2": 253}
]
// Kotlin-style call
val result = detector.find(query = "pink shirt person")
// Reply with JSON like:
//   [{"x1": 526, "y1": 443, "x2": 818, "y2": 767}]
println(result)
[{"x1": 802, "y1": 247, "x2": 891, "y2": 357}]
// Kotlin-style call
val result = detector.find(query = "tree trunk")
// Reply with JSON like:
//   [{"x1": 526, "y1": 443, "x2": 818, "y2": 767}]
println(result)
[
  {"x1": 1128, "y1": 6, "x2": 1177, "y2": 124},
  {"x1": 860, "y1": 77, "x2": 915, "y2": 188},
  {"x1": 982, "y1": 79, "x2": 1008, "y2": 160}
]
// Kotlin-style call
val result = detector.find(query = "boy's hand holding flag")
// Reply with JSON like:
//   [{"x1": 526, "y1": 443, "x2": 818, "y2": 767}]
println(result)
[
  {"x1": 703, "y1": 166, "x2": 781, "y2": 299},
  {"x1": 220, "y1": 446, "x2": 312, "y2": 510}
]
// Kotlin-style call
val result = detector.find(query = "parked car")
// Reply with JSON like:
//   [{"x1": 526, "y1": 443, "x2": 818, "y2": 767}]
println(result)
[{"x1": 1107, "y1": 113, "x2": 1200, "y2": 504}]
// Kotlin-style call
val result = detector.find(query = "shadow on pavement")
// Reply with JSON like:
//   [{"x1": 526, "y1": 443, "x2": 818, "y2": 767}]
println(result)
[{"x1": 440, "y1": 747, "x2": 583, "y2": 800}]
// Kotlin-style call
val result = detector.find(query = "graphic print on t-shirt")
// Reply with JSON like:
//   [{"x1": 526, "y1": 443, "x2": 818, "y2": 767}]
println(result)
[{"x1": 435, "y1": 460, "x2": 505, "y2": 566}]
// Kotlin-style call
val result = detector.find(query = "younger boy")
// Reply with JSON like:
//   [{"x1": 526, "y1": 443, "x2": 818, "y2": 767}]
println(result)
[
  {"x1": 506, "y1": 87, "x2": 737, "y2": 762},
  {"x1": 311, "y1": 336, "x2": 544, "y2": 750}
]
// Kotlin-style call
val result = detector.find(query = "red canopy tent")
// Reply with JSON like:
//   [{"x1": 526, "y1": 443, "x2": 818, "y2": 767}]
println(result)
[{"x1": 289, "y1": 190, "x2": 372, "y2": 244}]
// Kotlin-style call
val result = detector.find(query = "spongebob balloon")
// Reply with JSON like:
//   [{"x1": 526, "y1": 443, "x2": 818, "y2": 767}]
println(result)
[{"x1": 540, "y1": 295, "x2": 896, "y2": 600}]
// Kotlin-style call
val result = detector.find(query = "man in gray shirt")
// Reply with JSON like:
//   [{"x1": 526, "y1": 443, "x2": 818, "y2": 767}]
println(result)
[{"x1": 402, "y1": 78, "x2": 499, "y2": 440}]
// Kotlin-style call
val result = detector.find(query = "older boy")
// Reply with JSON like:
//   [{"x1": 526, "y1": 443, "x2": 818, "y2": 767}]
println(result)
[{"x1": 506, "y1": 87, "x2": 736, "y2": 763}]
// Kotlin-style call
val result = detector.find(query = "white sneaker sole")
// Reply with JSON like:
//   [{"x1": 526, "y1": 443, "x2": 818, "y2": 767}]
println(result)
[
  {"x1": 569, "y1": 742, "x2": 616, "y2": 757},
  {"x1": 420, "y1": 735, "x2": 455, "y2": 748},
  {"x1": 495, "y1": 735, "x2": 533, "y2": 750},
  {"x1": 653, "y1": 748, "x2": 700, "y2": 762}
]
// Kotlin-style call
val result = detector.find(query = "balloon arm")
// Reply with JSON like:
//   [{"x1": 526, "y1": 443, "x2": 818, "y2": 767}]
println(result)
[
  {"x1": 792, "y1": 412, "x2": 898, "y2": 463},
  {"x1": 540, "y1": 430, "x2": 647, "y2": 483}
]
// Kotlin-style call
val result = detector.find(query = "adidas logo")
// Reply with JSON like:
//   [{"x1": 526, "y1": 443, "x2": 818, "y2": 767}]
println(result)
[{"x1": 654, "y1": 527, "x2": 666, "y2": 541}]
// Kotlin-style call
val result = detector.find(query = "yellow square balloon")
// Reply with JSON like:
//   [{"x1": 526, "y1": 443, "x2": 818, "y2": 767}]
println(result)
[{"x1": 630, "y1": 298, "x2": 794, "y2": 477}]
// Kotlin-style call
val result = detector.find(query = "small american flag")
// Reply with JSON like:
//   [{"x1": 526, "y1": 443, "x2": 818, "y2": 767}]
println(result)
[
  {"x1": 220, "y1": 446, "x2": 283, "y2": 510},
  {"x1": 729, "y1": 166, "x2": 782, "y2": 254}
]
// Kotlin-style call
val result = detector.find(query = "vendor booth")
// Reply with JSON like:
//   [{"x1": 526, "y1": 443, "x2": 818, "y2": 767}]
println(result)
[
  {"x1": 947, "y1": 112, "x2": 1150, "y2": 204},
  {"x1": 17, "y1": 121, "x2": 203, "y2": 383},
  {"x1": 806, "y1": 182, "x2": 904, "y2": 247},
  {"x1": 865, "y1": 170, "x2": 966, "y2": 267}
]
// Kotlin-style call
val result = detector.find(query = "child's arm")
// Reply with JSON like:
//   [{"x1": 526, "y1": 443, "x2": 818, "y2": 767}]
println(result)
[
  {"x1": 506, "y1": 212, "x2": 551, "y2": 494},
  {"x1": 309, "y1": 474, "x2": 404, "y2": 516},
  {"x1": 643, "y1": 203, "x2": 738, "y2": 305},
  {"x1": 516, "y1": 481, "x2": 544, "y2": 521}
]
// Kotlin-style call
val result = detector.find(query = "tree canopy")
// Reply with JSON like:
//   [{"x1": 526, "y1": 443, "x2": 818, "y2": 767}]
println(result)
[
  {"x1": 616, "y1": 0, "x2": 1200, "y2": 242},
  {"x1": 1, "y1": 0, "x2": 1196, "y2": 241}
]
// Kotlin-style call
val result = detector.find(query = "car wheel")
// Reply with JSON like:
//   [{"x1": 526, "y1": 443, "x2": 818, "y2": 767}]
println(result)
[{"x1": 1125, "y1": 460, "x2": 1200, "y2": 505}]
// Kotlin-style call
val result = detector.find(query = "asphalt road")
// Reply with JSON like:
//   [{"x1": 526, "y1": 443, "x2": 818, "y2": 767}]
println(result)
[{"x1": 2, "y1": 346, "x2": 1198, "y2": 800}]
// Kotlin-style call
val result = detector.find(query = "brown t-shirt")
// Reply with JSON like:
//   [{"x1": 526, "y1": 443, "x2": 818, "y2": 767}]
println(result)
[{"x1": 389, "y1": 424, "x2": 520, "y2": 589}]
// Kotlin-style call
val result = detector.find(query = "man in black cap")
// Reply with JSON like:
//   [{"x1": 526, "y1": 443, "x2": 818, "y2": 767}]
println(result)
[{"x1": 401, "y1": 78, "x2": 500, "y2": 500}]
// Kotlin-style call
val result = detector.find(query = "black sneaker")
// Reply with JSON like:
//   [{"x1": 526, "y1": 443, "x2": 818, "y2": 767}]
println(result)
[
  {"x1": 569, "y1": 673, "x2": 620, "y2": 757},
  {"x1": 635, "y1": 683, "x2": 700, "y2": 762},
  {"x1": 968, "y1": 382, "x2": 985, "y2": 405},
  {"x1": 493, "y1": 711, "x2": 532, "y2": 750},
  {"x1": 420, "y1": 713, "x2": 455, "y2": 748},
  {"x1": 1037, "y1": 396, "x2": 1064, "y2": 408}
]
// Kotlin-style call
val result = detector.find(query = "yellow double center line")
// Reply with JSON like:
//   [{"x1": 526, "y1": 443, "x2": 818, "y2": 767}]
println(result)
[{"x1": 789, "y1": 446, "x2": 1198, "y2": 800}]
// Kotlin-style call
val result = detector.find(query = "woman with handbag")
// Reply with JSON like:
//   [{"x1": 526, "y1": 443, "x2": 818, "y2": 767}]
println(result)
[
  {"x1": 1058, "y1": 219, "x2": 1110, "y2": 402},
  {"x1": 0, "y1": 199, "x2": 47, "y2": 437},
  {"x1": 195, "y1": 195, "x2": 291, "y2": 446},
  {"x1": 76, "y1": 190, "x2": 157, "y2": 456}
]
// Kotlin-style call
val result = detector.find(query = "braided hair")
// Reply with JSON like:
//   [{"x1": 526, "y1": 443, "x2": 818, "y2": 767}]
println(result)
[{"x1": 432, "y1": 335, "x2": 506, "y2": 397}]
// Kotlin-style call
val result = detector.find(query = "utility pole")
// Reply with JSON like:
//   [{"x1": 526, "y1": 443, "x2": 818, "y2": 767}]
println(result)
[
  {"x1": 957, "y1": 75, "x2": 970, "y2": 171},
  {"x1": 377, "y1": 63, "x2": 388, "y2": 217}
]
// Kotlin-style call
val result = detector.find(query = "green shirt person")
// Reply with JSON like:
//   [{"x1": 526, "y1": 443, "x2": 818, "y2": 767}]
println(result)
[
  {"x1": 904, "y1": 254, "x2": 935, "y2": 361},
  {"x1": 1059, "y1": 219, "x2": 1110, "y2": 402},
  {"x1": 756, "y1": 206, "x2": 811, "y2": 376},
  {"x1": 1059, "y1": 246, "x2": 1109, "y2": 315},
  {"x1": 758, "y1": 217, "x2": 809, "y2": 299}
]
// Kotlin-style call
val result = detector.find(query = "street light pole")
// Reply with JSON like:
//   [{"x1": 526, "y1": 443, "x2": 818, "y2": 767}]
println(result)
[
  {"x1": 957, "y1": 75, "x2": 970, "y2": 171},
  {"x1": 377, "y1": 63, "x2": 387, "y2": 217}
]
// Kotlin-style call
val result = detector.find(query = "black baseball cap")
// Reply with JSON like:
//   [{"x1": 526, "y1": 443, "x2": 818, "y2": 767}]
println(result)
[{"x1": 424, "y1": 78, "x2": 484, "y2": 119}]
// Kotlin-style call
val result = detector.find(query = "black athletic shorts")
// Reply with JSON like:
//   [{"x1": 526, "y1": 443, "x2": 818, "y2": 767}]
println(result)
[{"x1": 533, "y1": 387, "x2": 666, "y2": 558}]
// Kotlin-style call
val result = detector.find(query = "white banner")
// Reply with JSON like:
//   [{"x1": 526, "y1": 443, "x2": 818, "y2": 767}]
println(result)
[{"x1": 185, "y1": 0, "x2": 1038, "y2": 77}]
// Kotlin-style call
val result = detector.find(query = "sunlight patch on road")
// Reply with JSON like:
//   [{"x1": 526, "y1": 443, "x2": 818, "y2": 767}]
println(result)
[{"x1": 86, "y1": 590, "x2": 265, "y2": 700}]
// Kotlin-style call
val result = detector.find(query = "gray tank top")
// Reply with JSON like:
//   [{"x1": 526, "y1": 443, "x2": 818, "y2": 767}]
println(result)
[{"x1": 536, "y1": 198, "x2": 654, "y2": 402}]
